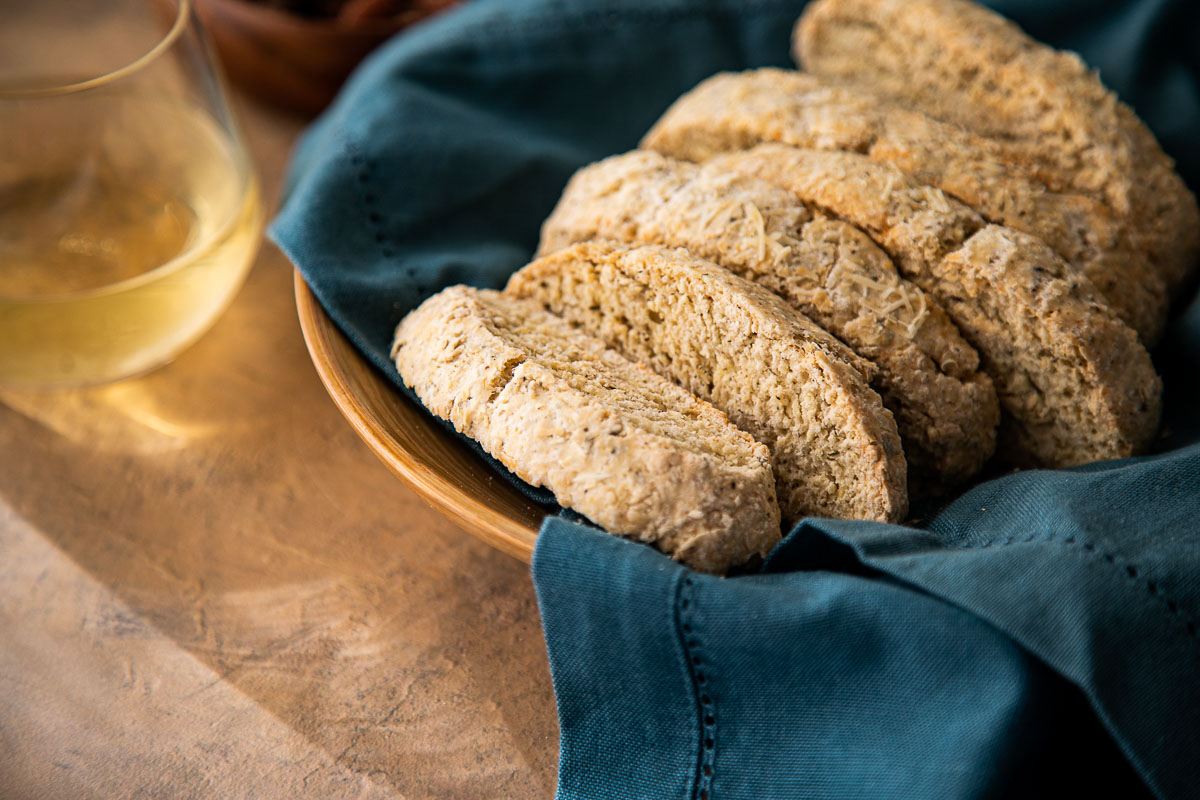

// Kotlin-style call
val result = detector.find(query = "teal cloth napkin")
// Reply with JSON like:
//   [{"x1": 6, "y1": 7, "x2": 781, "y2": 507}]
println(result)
[{"x1": 270, "y1": 0, "x2": 1200, "y2": 797}]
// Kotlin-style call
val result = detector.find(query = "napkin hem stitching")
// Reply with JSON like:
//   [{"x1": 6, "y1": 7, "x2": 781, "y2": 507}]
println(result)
[
  {"x1": 952, "y1": 532, "x2": 1200, "y2": 648},
  {"x1": 677, "y1": 576, "x2": 716, "y2": 800}
]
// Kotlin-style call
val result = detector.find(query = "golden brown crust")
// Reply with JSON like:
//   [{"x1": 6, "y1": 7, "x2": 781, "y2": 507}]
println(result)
[
  {"x1": 392, "y1": 286, "x2": 781, "y2": 573},
  {"x1": 794, "y1": 0, "x2": 1200, "y2": 292},
  {"x1": 642, "y1": 68, "x2": 1169, "y2": 344},
  {"x1": 711, "y1": 144, "x2": 1162, "y2": 466},
  {"x1": 538, "y1": 150, "x2": 998, "y2": 488},
  {"x1": 507, "y1": 240, "x2": 908, "y2": 523}
]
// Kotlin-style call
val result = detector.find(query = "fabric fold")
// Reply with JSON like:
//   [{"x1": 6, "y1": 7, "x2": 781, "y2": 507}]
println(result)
[
  {"x1": 533, "y1": 522, "x2": 699, "y2": 799},
  {"x1": 534, "y1": 517, "x2": 1155, "y2": 799},
  {"x1": 775, "y1": 449, "x2": 1200, "y2": 800}
]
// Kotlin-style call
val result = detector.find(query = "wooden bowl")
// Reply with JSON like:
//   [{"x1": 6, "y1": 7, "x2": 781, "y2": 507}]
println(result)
[
  {"x1": 293, "y1": 270, "x2": 545, "y2": 561},
  {"x1": 195, "y1": 0, "x2": 455, "y2": 115}
]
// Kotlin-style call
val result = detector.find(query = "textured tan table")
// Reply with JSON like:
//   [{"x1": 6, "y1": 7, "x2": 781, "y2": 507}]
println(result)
[{"x1": 0, "y1": 91, "x2": 558, "y2": 799}]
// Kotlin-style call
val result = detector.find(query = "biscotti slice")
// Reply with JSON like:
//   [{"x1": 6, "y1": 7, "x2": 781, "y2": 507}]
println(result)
[
  {"x1": 793, "y1": 0, "x2": 1200, "y2": 292},
  {"x1": 945, "y1": 229, "x2": 1162, "y2": 465},
  {"x1": 391, "y1": 286, "x2": 781, "y2": 573},
  {"x1": 641, "y1": 68, "x2": 1168, "y2": 343},
  {"x1": 710, "y1": 144, "x2": 1162, "y2": 466},
  {"x1": 506, "y1": 240, "x2": 907, "y2": 523},
  {"x1": 538, "y1": 150, "x2": 998, "y2": 489}
]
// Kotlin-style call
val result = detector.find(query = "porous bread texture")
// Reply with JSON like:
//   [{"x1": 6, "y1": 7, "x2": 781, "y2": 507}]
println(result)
[
  {"x1": 538, "y1": 150, "x2": 998, "y2": 490},
  {"x1": 945, "y1": 229, "x2": 1162, "y2": 465},
  {"x1": 711, "y1": 144, "x2": 1162, "y2": 466},
  {"x1": 642, "y1": 68, "x2": 1168, "y2": 344},
  {"x1": 392, "y1": 286, "x2": 781, "y2": 573},
  {"x1": 793, "y1": 0, "x2": 1200, "y2": 293},
  {"x1": 506, "y1": 240, "x2": 908, "y2": 523}
]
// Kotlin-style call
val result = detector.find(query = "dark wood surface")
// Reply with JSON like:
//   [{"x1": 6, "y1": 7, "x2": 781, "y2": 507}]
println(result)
[{"x1": 0, "y1": 88, "x2": 558, "y2": 799}]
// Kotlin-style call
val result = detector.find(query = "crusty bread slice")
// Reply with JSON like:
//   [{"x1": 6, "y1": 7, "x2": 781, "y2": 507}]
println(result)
[
  {"x1": 711, "y1": 144, "x2": 1162, "y2": 466},
  {"x1": 538, "y1": 150, "x2": 998, "y2": 490},
  {"x1": 641, "y1": 68, "x2": 1168, "y2": 344},
  {"x1": 506, "y1": 240, "x2": 908, "y2": 523},
  {"x1": 947, "y1": 229, "x2": 1162, "y2": 465},
  {"x1": 392, "y1": 286, "x2": 781, "y2": 573},
  {"x1": 793, "y1": 0, "x2": 1200, "y2": 293}
]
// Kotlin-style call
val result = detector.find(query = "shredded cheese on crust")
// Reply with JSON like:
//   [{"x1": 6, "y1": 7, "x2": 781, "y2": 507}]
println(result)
[
  {"x1": 698, "y1": 199, "x2": 739, "y2": 234},
  {"x1": 744, "y1": 202, "x2": 768, "y2": 262},
  {"x1": 880, "y1": 173, "x2": 897, "y2": 202},
  {"x1": 823, "y1": 265, "x2": 930, "y2": 339}
]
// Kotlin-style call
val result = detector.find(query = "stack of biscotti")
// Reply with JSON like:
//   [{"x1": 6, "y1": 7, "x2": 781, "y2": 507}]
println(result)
[
  {"x1": 393, "y1": 282, "x2": 786, "y2": 574},
  {"x1": 394, "y1": 243, "x2": 909, "y2": 573},
  {"x1": 637, "y1": 0, "x2": 1189, "y2": 469},
  {"x1": 392, "y1": 0, "x2": 1193, "y2": 573},
  {"x1": 537, "y1": 150, "x2": 998, "y2": 487}
]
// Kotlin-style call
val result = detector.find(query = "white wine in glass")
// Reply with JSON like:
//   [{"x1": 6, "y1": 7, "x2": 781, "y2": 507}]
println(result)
[{"x1": 0, "y1": 0, "x2": 262, "y2": 389}]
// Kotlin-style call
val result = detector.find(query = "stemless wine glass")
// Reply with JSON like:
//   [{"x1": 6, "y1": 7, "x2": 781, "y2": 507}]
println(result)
[{"x1": 0, "y1": 0, "x2": 262, "y2": 389}]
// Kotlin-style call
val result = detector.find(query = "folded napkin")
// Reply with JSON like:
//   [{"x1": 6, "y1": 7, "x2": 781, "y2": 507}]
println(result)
[{"x1": 271, "y1": 1, "x2": 1200, "y2": 797}]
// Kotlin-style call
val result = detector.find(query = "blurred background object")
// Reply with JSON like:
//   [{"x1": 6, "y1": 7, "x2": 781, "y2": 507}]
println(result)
[{"x1": 195, "y1": 0, "x2": 461, "y2": 115}]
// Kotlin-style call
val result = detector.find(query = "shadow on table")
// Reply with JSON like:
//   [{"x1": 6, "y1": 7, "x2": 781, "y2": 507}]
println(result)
[{"x1": 0, "y1": 243, "x2": 558, "y2": 799}]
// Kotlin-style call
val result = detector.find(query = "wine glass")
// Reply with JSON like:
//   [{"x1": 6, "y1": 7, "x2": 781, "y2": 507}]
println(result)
[{"x1": 0, "y1": 0, "x2": 262, "y2": 389}]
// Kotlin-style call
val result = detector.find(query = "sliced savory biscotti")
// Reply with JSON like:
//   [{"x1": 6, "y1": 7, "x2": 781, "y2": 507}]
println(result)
[
  {"x1": 391, "y1": 286, "x2": 781, "y2": 573},
  {"x1": 506, "y1": 240, "x2": 908, "y2": 523},
  {"x1": 793, "y1": 0, "x2": 1200, "y2": 292},
  {"x1": 538, "y1": 150, "x2": 998, "y2": 490},
  {"x1": 641, "y1": 68, "x2": 1168, "y2": 344},
  {"x1": 946, "y1": 229, "x2": 1162, "y2": 465},
  {"x1": 710, "y1": 144, "x2": 1163, "y2": 466}
]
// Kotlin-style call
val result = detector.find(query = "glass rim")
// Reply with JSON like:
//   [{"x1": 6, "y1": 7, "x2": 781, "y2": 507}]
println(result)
[{"x1": 0, "y1": 0, "x2": 192, "y2": 99}]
